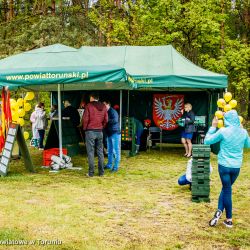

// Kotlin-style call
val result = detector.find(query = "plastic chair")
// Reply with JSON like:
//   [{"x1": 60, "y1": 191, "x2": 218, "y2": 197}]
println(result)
[{"x1": 148, "y1": 127, "x2": 163, "y2": 151}]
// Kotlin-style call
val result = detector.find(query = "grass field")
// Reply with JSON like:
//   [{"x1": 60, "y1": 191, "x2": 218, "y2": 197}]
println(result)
[{"x1": 0, "y1": 144, "x2": 249, "y2": 250}]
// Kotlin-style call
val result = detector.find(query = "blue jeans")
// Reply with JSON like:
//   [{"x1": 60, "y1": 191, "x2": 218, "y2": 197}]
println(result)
[
  {"x1": 178, "y1": 174, "x2": 191, "y2": 185},
  {"x1": 106, "y1": 133, "x2": 121, "y2": 170},
  {"x1": 218, "y1": 164, "x2": 240, "y2": 219},
  {"x1": 136, "y1": 129, "x2": 143, "y2": 145},
  {"x1": 38, "y1": 129, "x2": 45, "y2": 149}
]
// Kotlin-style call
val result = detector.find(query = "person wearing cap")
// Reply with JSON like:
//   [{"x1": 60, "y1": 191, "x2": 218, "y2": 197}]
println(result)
[{"x1": 140, "y1": 118, "x2": 151, "y2": 151}]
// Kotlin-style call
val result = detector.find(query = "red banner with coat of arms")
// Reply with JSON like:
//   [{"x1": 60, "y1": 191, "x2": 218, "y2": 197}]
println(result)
[{"x1": 153, "y1": 94, "x2": 184, "y2": 131}]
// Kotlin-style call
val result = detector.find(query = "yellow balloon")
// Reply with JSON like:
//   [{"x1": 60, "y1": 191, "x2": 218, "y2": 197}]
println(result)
[
  {"x1": 17, "y1": 98, "x2": 24, "y2": 107},
  {"x1": 24, "y1": 102, "x2": 31, "y2": 112},
  {"x1": 12, "y1": 112, "x2": 19, "y2": 121},
  {"x1": 24, "y1": 92, "x2": 35, "y2": 101},
  {"x1": 10, "y1": 99, "x2": 17, "y2": 104},
  {"x1": 238, "y1": 116, "x2": 243, "y2": 123},
  {"x1": 17, "y1": 118, "x2": 25, "y2": 127},
  {"x1": 217, "y1": 119, "x2": 224, "y2": 128},
  {"x1": 224, "y1": 92, "x2": 232, "y2": 103},
  {"x1": 23, "y1": 131, "x2": 29, "y2": 140},
  {"x1": 18, "y1": 108, "x2": 25, "y2": 117},
  {"x1": 215, "y1": 110, "x2": 224, "y2": 119},
  {"x1": 224, "y1": 104, "x2": 232, "y2": 112},
  {"x1": 11, "y1": 102, "x2": 18, "y2": 112},
  {"x1": 229, "y1": 99, "x2": 237, "y2": 109},
  {"x1": 217, "y1": 98, "x2": 226, "y2": 108}
]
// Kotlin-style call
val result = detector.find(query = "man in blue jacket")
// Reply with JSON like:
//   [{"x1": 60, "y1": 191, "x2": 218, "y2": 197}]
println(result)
[
  {"x1": 204, "y1": 110, "x2": 250, "y2": 228},
  {"x1": 103, "y1": 100, "x2": 121, "y2": 172}
]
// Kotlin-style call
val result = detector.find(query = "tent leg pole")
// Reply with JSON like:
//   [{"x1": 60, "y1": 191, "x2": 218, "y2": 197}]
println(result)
[
  {"x1": 50, "y1": 92, "x2": 53, "y2": 108},
  {"x1": 119, "y1": 90, "x2": 122, "y2": 130},
  {"x1": 127, "y1": 90, "x2": 130, "y2": 117},
  {"x1": 120, "y1": 90, "x2": 122, "y2": 150},
  {"x1": 58, "y1": 84, "x2": 63, "y2": 158}
]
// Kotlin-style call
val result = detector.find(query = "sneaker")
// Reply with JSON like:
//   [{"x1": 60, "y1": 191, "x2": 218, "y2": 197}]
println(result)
[
  {"x1": 223, "y1": 220, "x2": 233, "y2": 228},
  {"x1": 111, "y1": 168, "x2": 118, "y2": 173},
  {"x1": 104, "y1": 165, "x2": 111, "y2": 170},
  {"x1": 86, "y1": 173, "x2": 93, "y2": 178},
  {"x1": 39, "y1": 148, "x2": 44, "y2": 151},
  {"x1": 209, "y1": 209, "x2": 222, "y2": 227}
]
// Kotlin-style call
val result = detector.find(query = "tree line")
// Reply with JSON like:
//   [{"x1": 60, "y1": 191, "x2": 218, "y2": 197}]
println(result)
[{"x1": 0, "y1": 0, "x2": 249, "y2": 117}]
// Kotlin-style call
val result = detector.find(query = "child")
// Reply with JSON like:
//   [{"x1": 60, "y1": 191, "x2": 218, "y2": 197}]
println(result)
[
  {"x1": 178, "y1": 158, "x2": 212, "y2": 187},
  {"x1": 140, "y1": 119, "x2": 151, "y2": 151},
  {"x1": 30, "y1": 105, "x2": 39, "y2": 148}
]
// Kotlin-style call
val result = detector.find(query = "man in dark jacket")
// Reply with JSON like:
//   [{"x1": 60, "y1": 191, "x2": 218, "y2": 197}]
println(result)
[
  {"x1": 83, "y1": 93, "x2": 108, "y2": 177},
  {"x1": 103, "y1": 100, "x2": 121, "y2": 172},
  {"x1": 62, "y1": 100, "x2": 80, "y2": 127}
]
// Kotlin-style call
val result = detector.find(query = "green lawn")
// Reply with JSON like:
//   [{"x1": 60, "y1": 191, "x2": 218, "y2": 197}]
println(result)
[{"x1": 0, "y1": 145, "x2": 249, "y2": 250}]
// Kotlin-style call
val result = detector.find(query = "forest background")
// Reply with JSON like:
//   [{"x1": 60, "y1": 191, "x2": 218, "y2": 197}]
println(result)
[{"x1": 0, "y1": 0, "x2": 249, "y2": 118}]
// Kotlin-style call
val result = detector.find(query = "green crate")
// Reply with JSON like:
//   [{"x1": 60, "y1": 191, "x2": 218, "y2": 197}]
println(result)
[
  {"x1": 192, "y1": 158, "x2": 210, "y2": 164},
  {"x1": 193, "y1": 144, "x2": 210, "y2": 148},
  {"x1": 192, "y1": 145, "x2": 211, "y2": 158},
  {"x1": 192, "y1": 195, "x2": 210, "y2": 203},
  {"x1": 192, "y1": 190, "x2": 210, "y2": 196},
  {"x1": 192, "y1": 180, "x2": 210, "y2": 186},
  {"x1": 192, "y1": 185, "x2": 210, "y2": 191},
  {"x1": 192, "y1": 173, "x2": 210, "y2": 180},
  {"x1": 64, "y1": 144, "x2": 80, "y2": 157},
  {"x1": 192, "y1": 168, "x2": 210, "y2": 174},
  {"x1": 121, "y1": 117, "x2": 136, "y2": 156}
]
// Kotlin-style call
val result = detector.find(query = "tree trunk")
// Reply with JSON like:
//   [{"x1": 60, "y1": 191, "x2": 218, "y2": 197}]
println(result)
[
  {"x1": 8, "y1": 0, "x2": 14, "y2": 20},
  {"x1": 51, "y1": 0, "x2": 56, "y2": 15},
  {"x1": 221, "y1": 0, "x2": 225, "y2": 51},
  {"x1": 2, "y1": 0, "x2": 8, "y2": 21},
  {"x1": 84, "y1": 0, "x2": 89, "y2": 16}
]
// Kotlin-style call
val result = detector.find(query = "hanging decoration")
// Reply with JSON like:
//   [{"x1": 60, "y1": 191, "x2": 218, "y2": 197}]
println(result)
[
  {"x1": 153, "y1": 94, "x2": 184, "y2": 131},
  {"x1": 0, "y1": 87, "x2": 12, "y2": 152}
]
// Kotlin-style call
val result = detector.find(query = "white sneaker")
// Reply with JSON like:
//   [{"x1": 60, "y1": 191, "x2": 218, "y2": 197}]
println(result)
[{"x1": 209, "y1": 209, "x2": 222, "y2": 227}]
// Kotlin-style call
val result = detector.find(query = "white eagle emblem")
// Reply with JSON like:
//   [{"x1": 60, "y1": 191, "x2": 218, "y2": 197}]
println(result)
[{"x1": 154, "y1": 96, "x2": 184, "y2": 130}]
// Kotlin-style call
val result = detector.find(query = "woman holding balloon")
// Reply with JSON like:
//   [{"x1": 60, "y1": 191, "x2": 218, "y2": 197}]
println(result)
[{"x1": 205, "y1": 93, "x2": 250, "y2": 228}]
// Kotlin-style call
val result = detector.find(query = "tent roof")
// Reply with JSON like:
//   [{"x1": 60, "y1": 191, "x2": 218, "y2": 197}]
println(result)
[
  {"x1": 0, "y1": 44, "x2": 128, "y2": 91},
  {"x1": 79, "y1": 45, "x2": 227, "y2": 89},
  {"x1": 0, "y1": 44, "x2": 227, "y2": 91}
]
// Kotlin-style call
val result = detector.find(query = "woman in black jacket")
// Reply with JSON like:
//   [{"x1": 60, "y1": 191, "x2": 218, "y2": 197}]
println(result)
[{"x1": 181, "y1": 103, "x2": 195, "y2": 157}]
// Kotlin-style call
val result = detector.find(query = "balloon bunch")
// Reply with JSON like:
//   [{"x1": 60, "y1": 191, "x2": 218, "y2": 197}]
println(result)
[
  {"x1": 215, "y1": 92, "x2": 243, "y2": 129},
  {"x1": 10, "y1": 92, "x2": 35, "y2": 140}
]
